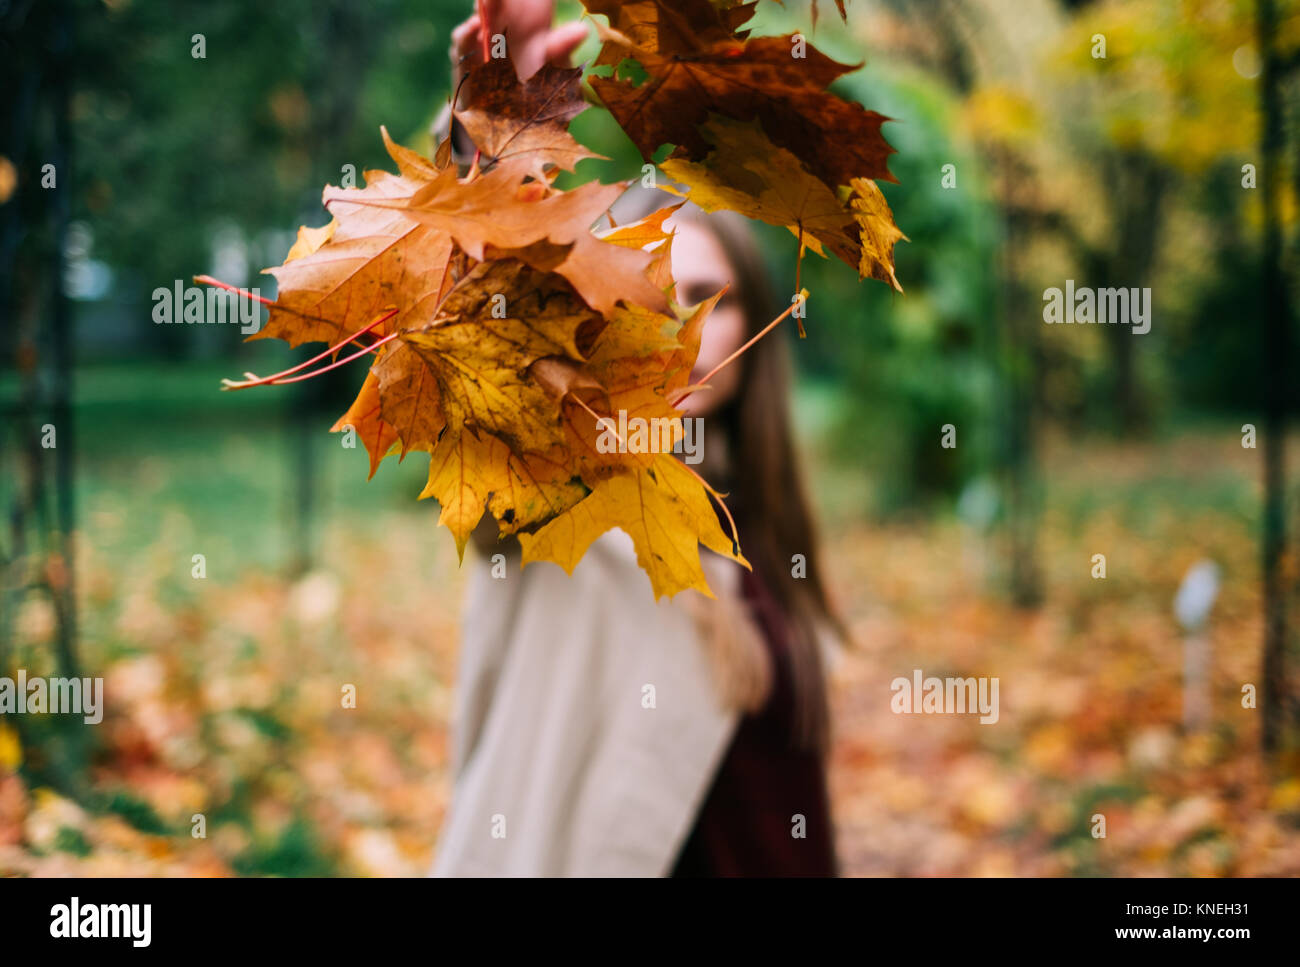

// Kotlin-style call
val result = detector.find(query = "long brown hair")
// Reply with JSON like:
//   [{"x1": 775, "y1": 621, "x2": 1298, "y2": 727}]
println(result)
[{"x1": 613, "y1": 189, "x2": 845, "y2": 754}]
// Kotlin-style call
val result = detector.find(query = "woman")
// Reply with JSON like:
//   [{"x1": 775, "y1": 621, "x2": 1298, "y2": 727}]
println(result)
[{"x1": 430, "y1": 0, "x2": 845, "y2": 877}]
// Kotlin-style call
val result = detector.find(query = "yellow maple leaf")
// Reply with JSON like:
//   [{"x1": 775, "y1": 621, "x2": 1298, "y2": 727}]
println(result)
[
  {"x1": 0, "y1": 721, "x2": 21, "y2": 771},
  {"x1": 383, "y1": 258, "x2": 602, "y2": 455},
  {"x1": 329, "y1": 370, "x2": 401, "y2": 480},
  {"x1": 419, "y1": 427, "x2": 588, "y2": 558},
  {"x1": 660, "y1": 116, "x2": 904, "y2": 289},
  {"x1": 518, "y1": 453, "x2": 748, "y2": 599}
]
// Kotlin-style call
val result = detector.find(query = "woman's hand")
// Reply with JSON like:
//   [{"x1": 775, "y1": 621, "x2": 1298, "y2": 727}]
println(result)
[{"x1": 450, "y1": 0, "x2": 589, "y2": 81}]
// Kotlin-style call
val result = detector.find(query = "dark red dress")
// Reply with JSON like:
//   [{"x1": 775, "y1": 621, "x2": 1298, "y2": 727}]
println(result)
[{"x1": 671, "y1": 565, "x2": 838, "y2": 877}]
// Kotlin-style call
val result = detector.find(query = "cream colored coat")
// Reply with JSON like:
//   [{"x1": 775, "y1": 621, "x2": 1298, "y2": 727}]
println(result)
[{"x1": 430, "y1": 531, "x2": 759, "y2": 877}]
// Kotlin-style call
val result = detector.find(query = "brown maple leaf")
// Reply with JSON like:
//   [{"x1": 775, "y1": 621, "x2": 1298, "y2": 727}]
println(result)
[
  {"x1": 330, "y1": 370, "x2": 401, "y2": 480},
  {"x1": 453, "y1": 49, "x2": 605, "y2": 180},
  {"x1": 584, "y1": 2, "x2": 896, "y2": 191},
  {"x1": 348, "y1": 153, "x2": 668, "y2": 315},
  {"x1": 258, "y1": 127, "x2": 455, "y2": 349},
  {"x1": 584, "y1": 0, "x2": 755, "y2": 55}
]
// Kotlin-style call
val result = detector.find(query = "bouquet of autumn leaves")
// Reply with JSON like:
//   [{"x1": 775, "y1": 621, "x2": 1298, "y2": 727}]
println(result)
[{"x1": 207, "y1": 0, "x2": 904, "y2": 599}]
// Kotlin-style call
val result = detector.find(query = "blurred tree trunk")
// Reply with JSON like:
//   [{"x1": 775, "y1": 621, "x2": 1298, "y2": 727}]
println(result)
[
  {"x1": 0, "y1": 0, "x2": 86, "y2": 791},
  {"x1": 1258, "y1": 0, "x2": 1293, "y2": 754},
  {"x1": 284, "y1": 0, "x2": 388, "y2": 577},
  {"x1": 887, "y1": 0, "x2": 1047, "y2": 605},
  {"x1": 1097, "y1": 150, "x2": 1166, "y2": 436},
  {"x1": 1, "y1": 0, "x2": 80, "y2": 678},
  {"x1": 49, "y1": 3, "x2": 78, "y2": 681},
  {"x1": 995, "y1": 152, "x2": 1044, "y2": 607}
]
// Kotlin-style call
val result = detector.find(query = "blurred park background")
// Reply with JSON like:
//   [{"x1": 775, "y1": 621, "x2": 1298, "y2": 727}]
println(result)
[{"x1": 4, "y1": 0, "x2": 1300, "y2": 875}]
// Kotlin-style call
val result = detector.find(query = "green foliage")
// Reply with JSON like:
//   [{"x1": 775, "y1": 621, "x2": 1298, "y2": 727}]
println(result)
[
  {"x1": 231, "y1": 815, "x2": 339, "y2": 877},
  {"x1": 802, "y1": 66, "x2": 1002, "y2": 512},
  {"x1": 69, "y1": 0, "x2": 464, "y2": 355},
  {"x1": 53, "y1": 826, "x2": 93, "y2": 856},
  {"x1": 102, "y1": 790, "x2": 169, "y2": 835}
]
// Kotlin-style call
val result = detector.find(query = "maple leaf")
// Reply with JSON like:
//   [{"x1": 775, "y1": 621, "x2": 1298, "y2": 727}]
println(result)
[
  {"x1": 849, "y1": 176, "x2": 907, "y2": 291},
  {"x1": 330, "y1": 370, "x2": 401, "y2": 480},
  {"x1": 660, "y1": 116, "x2": 904, "y2": 289},
  {"x1": 351, "y1": 154, "x2": 668, "y2": 315},
  {"x1": 391, "y1": 212, "x2": 730, "y2": 582},
  {"x1": 518, "y1": 452, "x2": 748, "y2": 600},
  {"x1": 404, "y1": 201, "x2": 731, "y2": 578},
  {"x1": 258, "y1": 127, "x2": 455, "y2": 349},
  {"x1": 370, "y1": 342, "x2": 449, "y2": 457},
  {"x1": 554, "y1": 292, "x2": 719, "y2": 483},
  {"x1": 219, "y1": 0, "x2": 909, "y2": 602},
  {"x1": 375, "y1": 257, "x2": 601, "y2": 456},
  {"x1": 583, "y1": 0, "x2": 896, "y2": 190},
  {"x1": 284, "y1": 220, "x2": 336, "y2": 261},
  {"x1": 419, "y1": 427, "x2": 588, "y2": 559},
  {"x1": 585, "y1": 0, "x2": 754, "y2": 54},
  {"x1": 515, "y1": 204, "x2": 722, "y2": 485},
  {"x1": 797, "y1": 0, "x2": 850, "y2": 30},
  {"x1": 599, "y1": 199, "x2": 683, "y2": 250},
  {"x1": 453, "y1": 49, "x2": 605, "y2": 180},
  {"x1": 251, "y1": 139, "x2": 730, "y2": 592},
  {"x1": 596, "y1": 200, "x2": 684, "y2": 294}
]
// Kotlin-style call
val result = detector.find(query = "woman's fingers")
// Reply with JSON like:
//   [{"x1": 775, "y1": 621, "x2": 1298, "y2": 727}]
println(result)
[
  {"x1": 450, "y1": 14, "x2": 482, "y2": 61},
  {"x1": 449, "y1": 1, "x2": 586, "y2": 78},
  {"x1": 543, "y1": 20, "x2": 590, "y2": 67},
  {"x1": 481, "y1": 0, "x2": 551, "y2": 39},
  {"x1": 516, "y1": 21, "x2": 589, "y2": 77}
]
